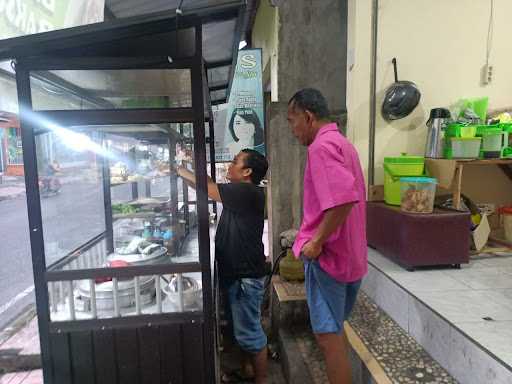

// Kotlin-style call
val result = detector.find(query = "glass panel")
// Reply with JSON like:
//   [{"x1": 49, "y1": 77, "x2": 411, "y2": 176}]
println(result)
[
  {"x1": 7, "y1": 127, "x2": 23, "y2": 165},
  {"x1": 48, "y1": 272, "x2": 203, "y2": 322},
  {"x1": 208, "y1": 66, "x2": 230, "y2": 84},
  {"x1": 39, "y1": 123, "x2": 205, "y2": 271},
  {"x1": 30, "y1": 69, "x2": 192, "y2": 111},
  {"x1": 35, "y1": 129, "x2": 105, "y2": 267},
  {"x1": 210, "y1": 89, "x2": 227, "y2": 102}
]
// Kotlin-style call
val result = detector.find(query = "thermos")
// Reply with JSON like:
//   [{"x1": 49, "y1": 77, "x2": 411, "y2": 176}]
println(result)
[{"x1": 425, "y1": 108, "x2": 451, "y2": 158}]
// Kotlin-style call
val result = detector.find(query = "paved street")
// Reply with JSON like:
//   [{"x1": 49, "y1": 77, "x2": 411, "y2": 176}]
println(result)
[
  {"x1": 0, "y1": 178, "x2": 107, "y2": 329},
  {"x1": 0, "y1": 175, "x2": 173, "y2": 330},
  {"x1": 0, "y1": 194, "x2": 33, "y2": 330}
]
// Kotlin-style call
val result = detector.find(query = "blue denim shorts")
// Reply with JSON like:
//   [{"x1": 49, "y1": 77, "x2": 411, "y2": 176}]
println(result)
[
  {"x1": 224, "y1": 277, "x2": 267, "y2": 353},
  {"x1": 304, "y1": 259, "x2": 361, "y2": 334}
]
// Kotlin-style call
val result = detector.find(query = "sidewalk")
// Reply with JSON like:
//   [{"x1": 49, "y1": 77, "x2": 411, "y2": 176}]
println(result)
[
  {"x1": 0, "y1": 370, "x2": 42, "y2": 384},
  {"x1": 0, "y1": 310, "x2": 41, "y2": 384},
  {"x1": 0, "y1": 176, "x2": 25, "y2": 202},
  {"x1": 0, "y1": 187, "x2": 25, "y2": 202},
  {"x1": 0, "y1": 174, "x2": 87, "y2": 201}
]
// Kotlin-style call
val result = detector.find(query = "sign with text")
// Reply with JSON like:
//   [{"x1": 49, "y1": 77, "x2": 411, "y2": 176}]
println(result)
[
  {"x1": 0, "y1": 0, "x2": 104, "y2": 40},
  {"x1": 214, "y1": 49, "x2": 264, "y2": 162}
]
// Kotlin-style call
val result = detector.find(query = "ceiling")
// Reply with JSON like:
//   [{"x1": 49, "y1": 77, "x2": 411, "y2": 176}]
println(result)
[
  {"x1": 103, "y1": 0, "x2": 258, "y2": 104},
  {"x1": 105, "y1": 0, "x2": 236, "y2": 19}
]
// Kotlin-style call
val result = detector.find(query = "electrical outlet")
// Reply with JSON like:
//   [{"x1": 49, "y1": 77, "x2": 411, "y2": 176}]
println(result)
[{"x1": 481, "y1": 64, "x2": 493, "y2": 85}]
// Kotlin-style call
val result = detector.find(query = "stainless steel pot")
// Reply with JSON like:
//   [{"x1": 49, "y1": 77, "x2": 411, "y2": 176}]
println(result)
[
  {"x1": 162, "y1": 275, "x2": 202, "y2": 309},
  {"x1": 75, "y1": 275, "x2": 156, "y2": 312}
]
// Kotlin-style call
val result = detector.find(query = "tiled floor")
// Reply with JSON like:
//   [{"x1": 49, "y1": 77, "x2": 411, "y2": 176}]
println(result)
[{"x1": 369, "y1": 249, "x2": 512, "y2": 369}]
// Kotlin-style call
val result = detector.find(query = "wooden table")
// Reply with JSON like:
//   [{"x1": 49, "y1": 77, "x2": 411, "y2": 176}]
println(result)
[{"x1": 450, "y1": 159, "x2": 512, "y2": 209}]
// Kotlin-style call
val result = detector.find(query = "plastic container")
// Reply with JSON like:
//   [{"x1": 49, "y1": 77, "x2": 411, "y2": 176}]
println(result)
[
  {"x1": 482, "y1": 129, "x2": 508, "y2": 158},
  {"x1": 476, "y1": 124, "x2": 499, "y2": 136},
  {"x1": 400, "y1": 177, "x2": 437, "y2": 214},
  {"x1": 445, "y1": 123, "x2": 477, "y2": 138},
  {"x1": 501, "y1": 207, "x2": 512, "y2": 242},
  {"x1": 383, "y1": 154, "x2": 425, "y2": 206},
  {"x1": 451, "y1": 137, "x2": 481, "y2": 159}
]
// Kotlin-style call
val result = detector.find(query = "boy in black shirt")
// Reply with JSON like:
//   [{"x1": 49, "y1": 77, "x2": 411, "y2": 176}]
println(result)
[{"x1": 177, "y1": 149, "x2": 269, "y2": 384}]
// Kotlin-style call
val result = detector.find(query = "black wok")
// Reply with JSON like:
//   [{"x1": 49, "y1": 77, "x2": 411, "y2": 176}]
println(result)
[{"x1": 381, "y1": 58, "x2": 421, "y2": 121}]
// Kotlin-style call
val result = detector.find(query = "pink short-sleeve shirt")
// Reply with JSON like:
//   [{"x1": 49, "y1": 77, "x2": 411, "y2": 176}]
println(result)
[{"x1": 292, "y1": 123, "x2": 367, "y2": 283}]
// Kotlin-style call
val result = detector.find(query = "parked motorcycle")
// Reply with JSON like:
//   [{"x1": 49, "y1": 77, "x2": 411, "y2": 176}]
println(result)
[{"x1": 39, "y1": 176, "x2": 61, "y2": 198}]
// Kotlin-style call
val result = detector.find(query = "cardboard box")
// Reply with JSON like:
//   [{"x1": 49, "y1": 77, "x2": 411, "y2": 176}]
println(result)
[
  {"x1": 472, "y1": 213, "x2": 491, "y2": 251},
  {"x1": 425, "y1": 159, "x2": 457, "y2": 190}
]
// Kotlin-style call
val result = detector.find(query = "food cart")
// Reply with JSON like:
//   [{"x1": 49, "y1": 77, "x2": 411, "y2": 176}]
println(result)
[{"x1": 0, "y1": 2, "x2": 243, "y2": 383}]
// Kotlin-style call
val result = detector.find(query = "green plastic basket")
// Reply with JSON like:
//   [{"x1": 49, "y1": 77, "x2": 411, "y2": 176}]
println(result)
[{"x1": 383, "y1": 154, "x2": 425, "y2": 206}]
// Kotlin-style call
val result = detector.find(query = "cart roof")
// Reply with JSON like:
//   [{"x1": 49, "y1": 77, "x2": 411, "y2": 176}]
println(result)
[{"x1": 0, "y1": 0, "x2": 247, "y2": 105}]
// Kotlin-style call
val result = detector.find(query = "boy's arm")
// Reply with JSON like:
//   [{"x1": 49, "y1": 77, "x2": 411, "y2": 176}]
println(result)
[{"x1": 177, "y1": 166, "x2": 222, "y2": 202}]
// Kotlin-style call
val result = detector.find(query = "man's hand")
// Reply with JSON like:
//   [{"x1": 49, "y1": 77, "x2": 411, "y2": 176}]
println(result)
[{"x1": 302, "y1": 240, "x2": 322, "y2": 260}]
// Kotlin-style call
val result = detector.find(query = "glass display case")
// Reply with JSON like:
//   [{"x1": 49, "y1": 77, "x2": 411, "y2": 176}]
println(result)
[
  {"x1": 0, "y1": 4, "x2": 242, "y2": 381},
  {"x1": 35, "y1": 123, "x2": 204, "y2": 322}
]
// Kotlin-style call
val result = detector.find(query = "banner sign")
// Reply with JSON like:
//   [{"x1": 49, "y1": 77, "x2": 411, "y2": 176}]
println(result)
[
  {"x1": 214, "y1": 49, "x2": 264, "y2": 162},
  {"x1": 0, "y1": 0, "x2": 104, "y2": 40}
]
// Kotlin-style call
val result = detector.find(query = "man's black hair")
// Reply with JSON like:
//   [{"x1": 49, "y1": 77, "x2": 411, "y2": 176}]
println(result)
[
  {"x1": 288, "y1": 88, "x2": 330, "y2": 120},
  {"x1": 241, "y1": 149, "x2": 268, "y2": 185}
]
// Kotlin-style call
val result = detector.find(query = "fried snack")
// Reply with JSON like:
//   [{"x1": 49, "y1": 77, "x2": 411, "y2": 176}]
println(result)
[{"x1": 401, "y1": 186, "x2": 434, "y2": 213}]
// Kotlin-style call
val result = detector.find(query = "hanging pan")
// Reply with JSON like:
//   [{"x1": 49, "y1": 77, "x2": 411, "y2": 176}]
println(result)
[{"x1": 381, "y1": 58, "x2": 421, "y2": 121}]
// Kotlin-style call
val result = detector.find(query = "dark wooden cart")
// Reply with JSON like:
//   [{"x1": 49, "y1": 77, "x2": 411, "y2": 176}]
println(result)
[{"x1": 0, "y1": 3, "x2": 243, "y2": 383}]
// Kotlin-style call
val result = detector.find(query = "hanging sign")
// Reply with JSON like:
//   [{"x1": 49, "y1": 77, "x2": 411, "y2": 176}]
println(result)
[{"x1": 214, "y1": 49, "x2": 264, "y2": 162}]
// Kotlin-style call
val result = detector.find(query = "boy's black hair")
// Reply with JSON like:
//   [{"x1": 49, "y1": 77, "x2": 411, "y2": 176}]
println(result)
[{"x1": 241, "y1": 149, "x2": 268, "y2": 185}]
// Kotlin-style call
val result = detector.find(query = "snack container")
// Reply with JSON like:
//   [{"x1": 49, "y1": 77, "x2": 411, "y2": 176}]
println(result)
[{"x1": 400, "y1": 177, "x2": 437, "y2": 214}]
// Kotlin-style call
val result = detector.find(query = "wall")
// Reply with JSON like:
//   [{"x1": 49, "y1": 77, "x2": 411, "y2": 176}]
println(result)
[
  {"x1": 252, "y1": 0, "x2": 349, "y2": 260},
  {"x1": 347, "y1": 0, "x2": 512, "y2": 185},
  {"x1": 251, "y1": 0, "x2": 279, "y2": 101}
]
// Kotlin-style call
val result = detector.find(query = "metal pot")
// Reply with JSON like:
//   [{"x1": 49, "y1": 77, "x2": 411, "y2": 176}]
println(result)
[
  {"x1": 75, "y1": 275, "x2": 156, "y2": 312},
  {"x1": 162, "y1": 275, "x2": 202, "y2": 309},
  {"x1": 108, "y1": 244, "x2": 168, "y2": 266}
]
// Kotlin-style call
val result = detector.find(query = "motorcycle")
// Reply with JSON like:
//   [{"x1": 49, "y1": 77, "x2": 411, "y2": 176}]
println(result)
[{"x1": 39, "y1": 176, "x2": 61, "y2": 198}]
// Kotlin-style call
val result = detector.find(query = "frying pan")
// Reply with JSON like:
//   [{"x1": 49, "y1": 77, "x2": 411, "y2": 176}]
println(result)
[{"x1": 381, "y1": 58, "x2": 421, "y2": 121}]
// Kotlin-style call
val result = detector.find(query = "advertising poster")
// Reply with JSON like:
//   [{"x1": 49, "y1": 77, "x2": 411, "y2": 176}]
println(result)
[{"x1": 214, "y1": 49, "x2": 264, "y2": 162}]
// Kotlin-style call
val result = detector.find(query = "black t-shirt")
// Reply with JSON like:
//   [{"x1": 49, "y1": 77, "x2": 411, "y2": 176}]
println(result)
[{"x1": 216, "y1": 182, "x2": 266, "y2": 281}]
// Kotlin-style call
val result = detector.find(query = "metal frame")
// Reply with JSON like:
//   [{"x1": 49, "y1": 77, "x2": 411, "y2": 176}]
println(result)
[
  {"x1": 15, "y1": 20, "x2": 221, "y2": 384},
  {"x1": 191, "y1": 24, "x2": 216, "y2": 376},
  {"x1": 0, "y1": 2, "x2": 243, "y2": 60},
  {"x1": 17, "y1": 65, "x2": 53, "y2": 384}
]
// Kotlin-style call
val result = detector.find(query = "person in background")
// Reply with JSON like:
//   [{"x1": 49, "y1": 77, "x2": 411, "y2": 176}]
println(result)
[
  {"x1": 177, "y1": 149, "x2": 269, "y2": 384},
  {"x1": 287, "y1": 88, "x2": 367, "y2": 384}
]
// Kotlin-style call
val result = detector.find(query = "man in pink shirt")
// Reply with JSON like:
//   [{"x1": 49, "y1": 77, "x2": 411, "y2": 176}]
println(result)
[{"x1": 287, "y1": 88, "x2": 367, "y2": 384}]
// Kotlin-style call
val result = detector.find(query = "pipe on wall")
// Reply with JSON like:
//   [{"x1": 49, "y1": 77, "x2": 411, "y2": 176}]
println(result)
[{"x1": 368, "y1": 0, "x2": 379, "y2": 187}]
